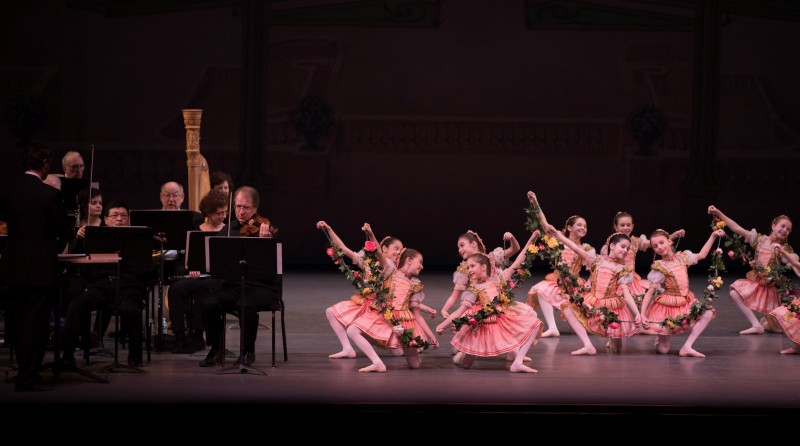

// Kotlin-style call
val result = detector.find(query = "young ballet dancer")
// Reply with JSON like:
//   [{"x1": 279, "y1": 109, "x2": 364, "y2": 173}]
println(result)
[
  {"x1": 769, "y1": 244, "x2": 800, "y2": 354},
  {"x1": 345, "y1": 223, "x2": 439, "y2": 372},
  {"x1": 707, "y1": 206, "x2": 796, "y2": 334},
  {"x1": 640, "y1": 228, "x2": 726, "y2": 357},
  {"x1": 600, "y1": 211, "x2": 685, "y2": 302},
  {"x1": 435, "y1": 231, "x2": 543, "y2": 373},
  {"x1": 317, "y1": 220, "x2": 406, "y2": 359},
  {"x1": 526, "y1": 191, "x2": 594, "y2": 337},
  {"x1": 440, "y1": 230, "x2": 520, "y2": 319},
  {"x1": 548, "y1": 226, "x2": 642, "y2": 355}
]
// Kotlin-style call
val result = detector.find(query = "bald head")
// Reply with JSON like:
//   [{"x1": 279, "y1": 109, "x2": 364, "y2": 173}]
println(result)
[
  {"x1": 62, "y1": 151, "x2": 84, "y2": 178},
  {"x1": 160, "y1": 181, "x2": 185, "y2": 210}
]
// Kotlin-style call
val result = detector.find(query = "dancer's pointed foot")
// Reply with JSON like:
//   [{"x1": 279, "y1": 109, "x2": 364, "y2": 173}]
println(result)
[
  {"x1": 358, "y1": 363, "x2": 386, "y2": 373},
  {"x1": 509, "y1": 363, "x2": 538, "y2": 373},
  {"x1": 453, "y1": 351, "x2": 465, "y2": 366},
  {"x1": 780, "y1": 347, "x2": 799, "y2": 355},
  {"x1": 570, "y1": 346, "x2": 597, "y2": 356},
  {"x1": 739, "y1": 325, "x2": 765, "y2": 335},
  {"x1": 328, "y1": 349, "x2": 357, "y2": 359},
  {"x1": 679, "y1": 347, "x2": 705, "y2": 358},
  {"x1": 541, "y1": 329, "x2": 560, "y2": 338}
]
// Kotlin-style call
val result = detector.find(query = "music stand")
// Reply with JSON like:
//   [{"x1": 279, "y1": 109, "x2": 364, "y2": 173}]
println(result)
[
  {"x1": 85, "y1": 226, "x2": 155, "y2": 373},
  {"x1": 129, "y1": 209, "x2": 198, "y2": 350},
  {"x1": 206, "y1": 236, "x2": 281, "y2": 376},
  {"x1": 184, "y1": 230, "x2": 219, "y2": 274}
]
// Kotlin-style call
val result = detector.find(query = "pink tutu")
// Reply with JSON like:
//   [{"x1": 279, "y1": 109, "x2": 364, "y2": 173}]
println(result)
[
  {"x1": 730, "y1": 277, "x2": 780, "y2": 314},
  {"x1": 451, "y1": 302, "x2": 542, "y2": 357},
  {"x1": 771, "y1": 306, "x2": 800, "y2": 345}
]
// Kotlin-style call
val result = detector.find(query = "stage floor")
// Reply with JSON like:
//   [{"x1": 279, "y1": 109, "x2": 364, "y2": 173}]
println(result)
[{"x1": 2, "y1": 269, "x2": 799, "y2": 424}]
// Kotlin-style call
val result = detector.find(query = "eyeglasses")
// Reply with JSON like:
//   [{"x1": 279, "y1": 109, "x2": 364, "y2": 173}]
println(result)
[
  {"x1": 107, "y1": 213, "x2": 129, "y2": 219},
  {"x1": 234, "y1": 205, "x2": 253, "y2": 212},
  {"x1": 161, "y1": 192, "x2": 183, "y2": 199}
]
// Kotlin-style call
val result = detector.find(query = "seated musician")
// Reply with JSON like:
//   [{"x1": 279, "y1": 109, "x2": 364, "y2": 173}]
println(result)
[
  {"x1": 199, "y1": 186, "x2": 280, "y2": 367},
  {"x1": 168, "y1": 190, "x2": 228, "y2": 354},
  {"x1": 60, "y1": 201, "x2": 150, "y2": 367},
  {"x1": 61, "y1": 187, "x2": 103, "y2": 319}
]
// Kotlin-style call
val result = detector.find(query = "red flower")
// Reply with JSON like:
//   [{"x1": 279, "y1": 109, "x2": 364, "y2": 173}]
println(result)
[
  {"x1": 727, "y1": 250, "x2": 735, "y2": 260},
  {"x1": 409, "y1": 340, "x2": 418, "y2": 347},
  {"x1": 353, "y1": 271, "x2": 361, "y2": 279},
  {"x1": 364, "y1": 241, "x2": 378, "y2": 252},
  {"x1": 608, "y1": 322, "x2": 620, "y2": 330},
  {"x1": 326, "y1": 247, "x2": 335, "y2": 258},
  {"x1": 333, "y1": 260, "x2": 339, "y2": 265},
  {"x1": 468, "y1": 318, "x2": 478, "y2": 327}
]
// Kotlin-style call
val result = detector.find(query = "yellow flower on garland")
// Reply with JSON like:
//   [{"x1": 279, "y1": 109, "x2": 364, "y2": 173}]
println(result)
[
  {"x1": 383, "y1": 309, "x2": 393, "y2": 321},
  {"x1": 665, "y1": 319, "x2": 676, "y2": 329},
  {"x1": 715, "y1": 220, "x2": 726, "y2": 229},
  {"x1": 527, "y1": 244, "x2": 539, "y2": 254},
  {"x1": 712, "y1": 276, "x2": 723, "y2": 288},
  {"x1": 498, "y1": 293, "x2": 510, "y2": 305},
  {"x1": 483, "y1": 303, "x2": 495, "y2": 314},
  {"x1": 361, "y1": 287, "x2": 372, "y2": 295},
  {"x1": 542, "y1": 234, "x2": 559, "y2": 249}
]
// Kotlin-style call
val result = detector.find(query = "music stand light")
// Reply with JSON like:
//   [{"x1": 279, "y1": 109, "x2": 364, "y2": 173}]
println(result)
[{"x1": 206, "y1": 236, "x2": 282, "y2": 376}]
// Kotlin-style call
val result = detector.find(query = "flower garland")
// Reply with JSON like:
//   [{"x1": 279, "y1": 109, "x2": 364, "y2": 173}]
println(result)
[
  {"x1": 657, "y1": 245, "x2": 722, "y2": 330},
  {"x1": 525, "y1": 206, "x2": 620, "y2": 329},
  {"x1": 714, "y1": 217, "x2": 799, "y2": 308},
  {"x1": 451, "y1": 285, "x2": 513, "y2": 332},
  {"x1": 324, "y1": 238, "x2": 430, "y2": 350}
]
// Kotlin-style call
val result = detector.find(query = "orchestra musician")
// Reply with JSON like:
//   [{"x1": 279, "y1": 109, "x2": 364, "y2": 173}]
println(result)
[
  {"x1": 199, "y1": 186, "x2": 280, "y2": 367},
  {"x1": 167, "y1": 190, "x2": 228, "y2": 354},
  {"x1": 0, "y1": 143, "x2": 71, "y2": 391},
  {"x1": 60, "y1": 201, "x2": 149, "y2": 367}
]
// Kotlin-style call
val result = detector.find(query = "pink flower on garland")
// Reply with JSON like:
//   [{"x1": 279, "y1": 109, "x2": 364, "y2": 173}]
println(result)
[
  {"x1": 364, "y1": 240, "x2": 378, "y2": 252},
  {"x1": 326, "y1": 247, "x2": 335, "y2": 258}
]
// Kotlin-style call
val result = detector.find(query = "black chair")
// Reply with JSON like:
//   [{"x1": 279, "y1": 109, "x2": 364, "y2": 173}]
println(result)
[{"x1": 207, "y1": 237, "x2": 286, "y2": 370}]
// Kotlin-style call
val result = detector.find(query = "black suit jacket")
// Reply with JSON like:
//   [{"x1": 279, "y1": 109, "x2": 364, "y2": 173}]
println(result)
[{"x1": 0, "y1": 172, "x2": 69, "y2": 287}]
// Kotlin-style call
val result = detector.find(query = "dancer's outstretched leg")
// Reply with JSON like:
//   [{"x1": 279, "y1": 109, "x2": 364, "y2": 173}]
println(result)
[
  {"x1": 346, "y1": 325, "x2": 386, "y2": 372},
  {"x1": 326, "y1": 307, "x2": 356, "y2": 358}
]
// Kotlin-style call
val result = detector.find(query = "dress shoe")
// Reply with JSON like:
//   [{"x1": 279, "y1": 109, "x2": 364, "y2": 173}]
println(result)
[
  {"x1": 199, "y1": 349, "x2": 222, "y2": 367},
  {"x1": 234, "y1": 350, "x2": 255, "y2": 366},
  {"x1": 15, "y1": 383, "x2": 53, "y2": 392}
]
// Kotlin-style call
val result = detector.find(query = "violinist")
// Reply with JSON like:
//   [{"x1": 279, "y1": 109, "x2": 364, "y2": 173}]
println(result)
[{"x1": 199, "y1": 186, "x2": 281, "y2": 367}]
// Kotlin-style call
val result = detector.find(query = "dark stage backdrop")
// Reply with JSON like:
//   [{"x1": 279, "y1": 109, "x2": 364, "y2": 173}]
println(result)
[{"x1": 1, "y1": 1, "x2": 799, "y2": 267}]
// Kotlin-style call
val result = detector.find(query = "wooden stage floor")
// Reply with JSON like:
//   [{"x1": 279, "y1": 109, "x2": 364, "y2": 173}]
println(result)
[{"x1": 2, "y1": 269, "x2": 798, "y2": 426}]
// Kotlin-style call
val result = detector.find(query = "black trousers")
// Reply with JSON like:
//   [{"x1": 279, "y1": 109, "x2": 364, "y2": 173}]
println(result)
[
  {"x1": 203, "y1": 282, "x2": 279, "y2": 352},
  {"x1": 9, "y1": 285, "x2": 54, "y2": 389},
  {"x1": 62, "y1": 277, "x2": 145, "y2": 361},
  {"x1": 167, "y1": 277, "x2": 221, "y2": 335}
]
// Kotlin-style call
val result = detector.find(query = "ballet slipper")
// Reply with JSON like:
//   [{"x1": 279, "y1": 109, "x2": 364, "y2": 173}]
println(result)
[
  {"x1": 509, "y1": 363, "x2": 538, "y2": 373},
  {"x1": 541, "y1": 329, "x2": 560, "y2": 338},
  {"x1": 570, "y1": 346, "x2": 596, "y2": 356},
  {"x1": 780, "y1": 347, "x2": 799, "y2": 355},
  {"x1": 358, "y1": 363, "x2": 387, "y2": 373},
  {"x1": 655, "y1": 341, "x2": 670, "y2": 355},
  {"x1": 739, "y1": 325, "x2": 765, "y2": 335},
  {"x1": 328, "y1": 350, "x2": 356, "y2": 359},
  {"x1": 679, "y1": 347, "x2": 705, "y2": 358},
  {"x1": 453, "y1": 351, "x2": 465, "y2": 366}
]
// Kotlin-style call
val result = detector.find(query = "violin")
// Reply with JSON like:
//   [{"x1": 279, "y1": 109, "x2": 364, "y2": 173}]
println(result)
[{"x1": 239, "y1": 214, "x2": 279, "y2": 237}]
